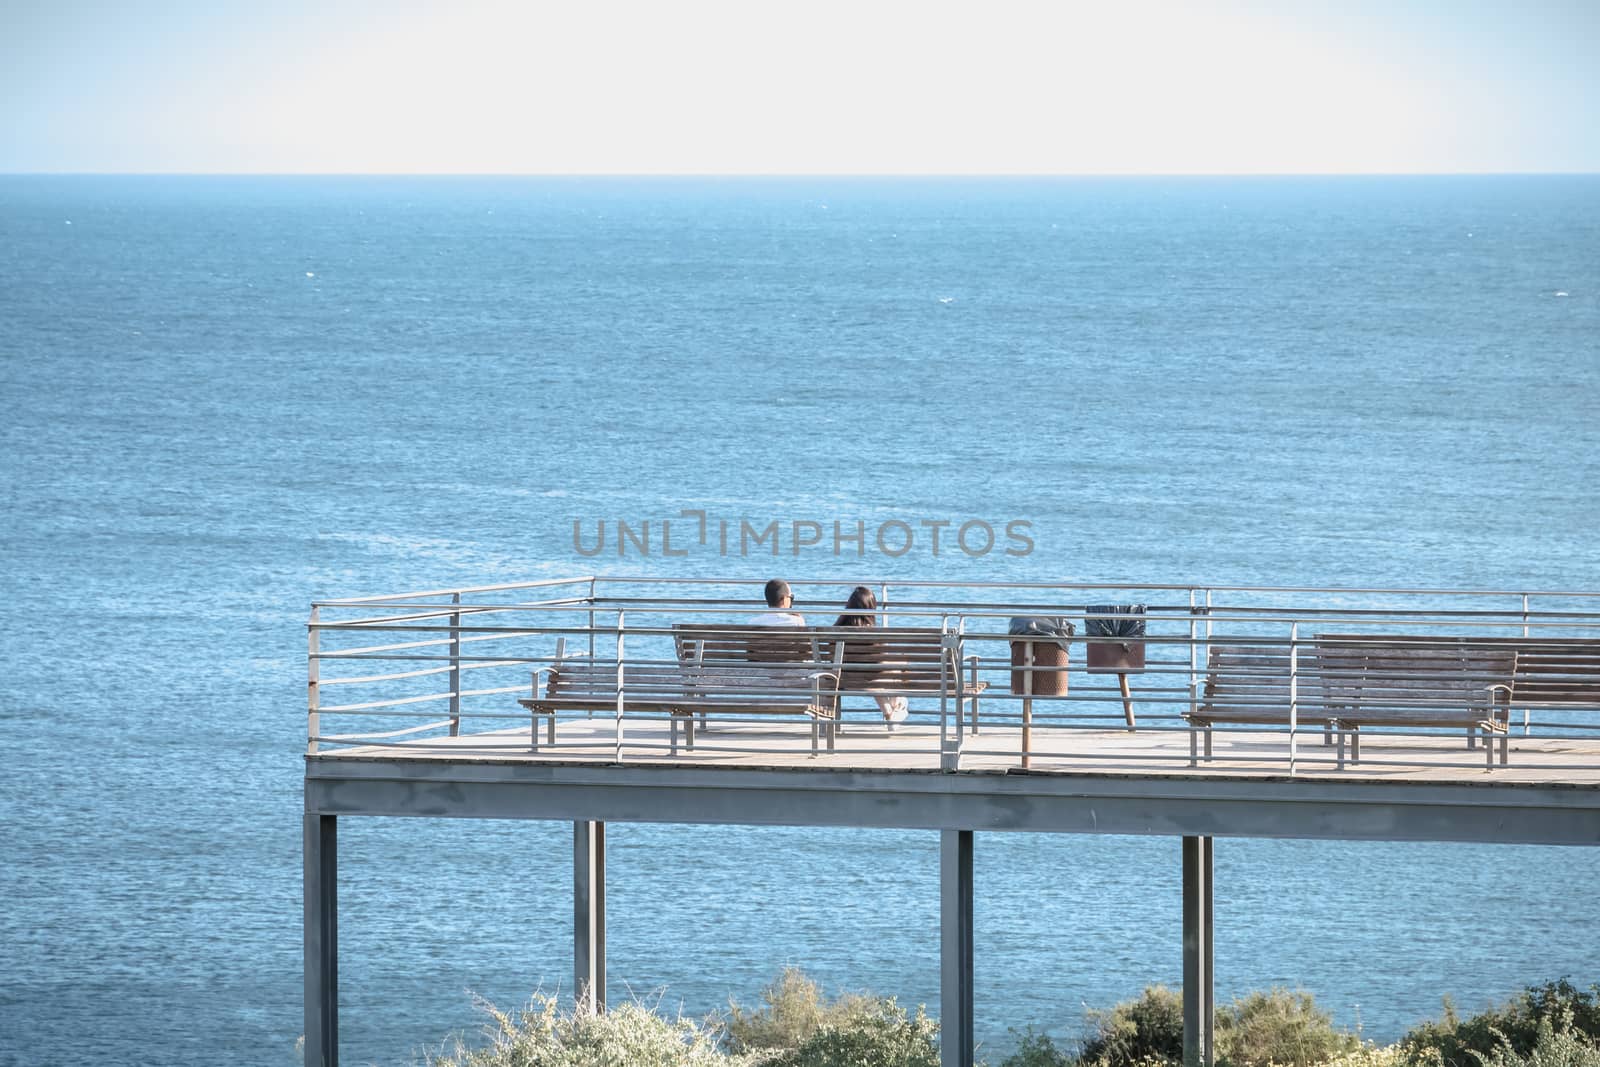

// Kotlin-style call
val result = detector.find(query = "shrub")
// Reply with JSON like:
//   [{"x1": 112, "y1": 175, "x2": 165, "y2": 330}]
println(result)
[
  {"x1": 1077, "y1": 984, "x2": 1358, "y2": 1067},
  {"x1": 1322, "y1": 1044, "x2": 1408, "y2": 1067},
  {"x1": 1079, "y1": 985, "x2": 1185, "y2": 1067},
  {"x1": 1216, "y1": 988, "x2": 1361, "y2": 1067},
  {"x1": 1402, "y1": 981, "x2": 1600, "y2": 1067},
  {"x1": 424, "y1": 993, "x2": 740, "y2": 1067},
  {"x1": 997, "y1": 1026, "x2": 1074, "y2": 1067},
  {"x1": 721, "y1": 967, "x2": 879, "y2": 1054},
  {"x1": 1467, "y1": 1015, "x2": 1600, "y2": 1067},
  {"x1": 760, "y1": 999, "x2": 940, "y2": 1067}
]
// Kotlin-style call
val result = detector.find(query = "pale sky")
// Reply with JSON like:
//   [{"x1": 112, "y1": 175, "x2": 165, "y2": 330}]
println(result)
[{"x1": 2, "y1": 0, "x2": 1597, "y2": 174}]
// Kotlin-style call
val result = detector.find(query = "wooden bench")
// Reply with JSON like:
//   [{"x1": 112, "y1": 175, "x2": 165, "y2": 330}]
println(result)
[
  {"x1": 520, "y1": 630, "x2": 844, "y2": 755},
  {"x1": 1316, "y1": 634, "x2": 1600, "y2": 737},
  {"x1": 671, "y1": 625, "x2": 847, "y2": 753},
  {"x1": 1509, "y1": 640, "x2": 1600, "y2": 711},
  {"x1": 673, "y1": 624, "x2": 982, "y2": 739},
  {"x1": 518, "y1": 625, "x2": 979, "y2": 757},
  {"x1": 1446, "y1": 638, "x2": 1600, "y2": 727},
  {"x1": 517, "y1": 651, "x2": 693, "y2": 752},
  {"x1": 1188, "y1": 636, "x2": 1517, "y2": 768},
  {"x1": 1314, "y1": 635, "x2": 1517, "y2": 766}
]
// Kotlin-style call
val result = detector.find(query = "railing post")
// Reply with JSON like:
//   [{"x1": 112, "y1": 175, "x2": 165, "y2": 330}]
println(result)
[
  {"x1": 1022, "y1": 638, "x2": 1035, "y2": 771},
  {"x1": 1288, "y1": 621, "x2": 1300, "y2": 776},
  {"x1": 879, "y1": 582, "x2": 889, "y2": 628},
  {"x1": 1522, "y1": 593, "x2": 1532, "y2": 734},
  {"x1": 588, "y1": 578, "x2": 598, "y2": 663},
  {"x1": 1188, "y1": 589, "x2": 1198, "y2": 722},
  {"x1": 614, "y1": 611, "x2": 626, "y2": 762},
  {"x1": 940, "y1": 621, "x2": 958, "y2": 771},
  {"x1": 307, "y1": 606, "x2": 320, "y2": 755},
  {"x1": 448, "y1": 592, "x2": 462, "y2": 737}
]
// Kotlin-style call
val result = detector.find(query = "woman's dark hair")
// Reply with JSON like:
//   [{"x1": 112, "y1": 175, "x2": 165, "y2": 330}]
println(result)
[{"x1": 834, "y1": 585, "x2": 877, "y2": 627}]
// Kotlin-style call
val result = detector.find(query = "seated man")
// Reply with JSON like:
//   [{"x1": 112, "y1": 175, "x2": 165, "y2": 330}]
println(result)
[{"x1": 748, "y1": 578, "x2": 805, "y2": 626}]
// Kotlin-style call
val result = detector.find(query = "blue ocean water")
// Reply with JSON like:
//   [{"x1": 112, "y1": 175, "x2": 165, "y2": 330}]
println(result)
[{"x1": 1, "y1": 175, "x2": 1598, "y2": 1067}]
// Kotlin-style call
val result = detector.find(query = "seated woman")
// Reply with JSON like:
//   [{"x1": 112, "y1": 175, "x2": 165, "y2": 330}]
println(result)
[{"x1": 834, "y1": 586, "x2": 909, "y2": 724}]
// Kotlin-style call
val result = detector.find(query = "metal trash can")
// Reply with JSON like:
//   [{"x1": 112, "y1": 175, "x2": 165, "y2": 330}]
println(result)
[
  {"x1": 1085, "y1": 604, "x2": 1146, "y2": 672},
  {"x1": 1008, "y1": 616, "x2": 1074, "y2": 696}
]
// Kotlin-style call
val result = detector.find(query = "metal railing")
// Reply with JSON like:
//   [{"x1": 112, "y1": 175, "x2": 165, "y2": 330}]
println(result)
[{"x1": 306, "y1": 576, "x2": 1600, "y2": 779}]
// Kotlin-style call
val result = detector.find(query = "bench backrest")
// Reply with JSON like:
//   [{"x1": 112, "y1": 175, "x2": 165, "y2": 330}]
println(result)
[
  {"x1": 1409, "y1": 637, "x2": 1600, "y2": 708},
  {"x1": 545, "y1": 661, "x2": 689, "y2": 703},
  {"x1": 1510, "y1": 641, "x2": 1600, "y2": 707},
  {"x1": 673, "y1": 624, "x2": 953, "y2": 694},
  {"x1": 1315, "y1": 635, "x2": 1516, "y2": 711},
  {"x1": 1199, "y1": 642, "x2": 1335, "y2": 720}
]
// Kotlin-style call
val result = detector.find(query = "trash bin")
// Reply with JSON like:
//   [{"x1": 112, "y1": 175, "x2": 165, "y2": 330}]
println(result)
[
  {"x1": 1085, "y1": 604, "x2": 1146, "y2": 672},
  {"x1": 1009, "y1": 616, "x2": 1074, "y2": 695}
]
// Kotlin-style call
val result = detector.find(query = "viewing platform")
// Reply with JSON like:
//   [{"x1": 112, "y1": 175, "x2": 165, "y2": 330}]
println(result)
[{"x1": 303, "y1": 577, "x2": 1600, "y2": 1067}]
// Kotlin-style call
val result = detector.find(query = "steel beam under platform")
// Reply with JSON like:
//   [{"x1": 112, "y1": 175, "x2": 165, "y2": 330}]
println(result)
[{"x1": 1183, "y1": 835, "x2": 1215, "y2": 1067}]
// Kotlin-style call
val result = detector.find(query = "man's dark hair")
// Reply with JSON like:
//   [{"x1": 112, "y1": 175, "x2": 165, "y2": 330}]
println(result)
[{"x1": 764, "y1": 578, "x2": 792, "y2": 607}]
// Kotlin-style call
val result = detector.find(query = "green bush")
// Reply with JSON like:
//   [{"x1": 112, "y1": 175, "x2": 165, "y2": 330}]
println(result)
[
  {"x1": 1076, "y1": 984, "x2": 1358, "y2": 1067},
  {"x1": 1402, "y1": 982, "x2": 1600, "y2": 1067},
  {"x1": 1217, "y1": 988, "x2": 1361, "y2": 1067},
  {"x1": 424, "y1": 993, "x2": 741, "y2": 1067},
  {"x1": 1466, "y1": 1015, "x2": 1600, "y2": 1067},
  {"x1": 1079, "y1": 985, "x2": 1185, "y2": 1067},
  {"x1": 997, "y1": 1026, "x2": 1075, "y2": 1067},
  {"x1": 722, "y1": 967, "x2": 876, "y2": 1054},
  {"x1": 760, "y1": 999, "x2": 940, "y2": 1067}
]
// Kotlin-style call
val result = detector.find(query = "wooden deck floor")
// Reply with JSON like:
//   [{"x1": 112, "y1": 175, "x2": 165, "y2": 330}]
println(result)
[{"x1": 317, "y1": 713, "x2": 1600, "y2": 786}]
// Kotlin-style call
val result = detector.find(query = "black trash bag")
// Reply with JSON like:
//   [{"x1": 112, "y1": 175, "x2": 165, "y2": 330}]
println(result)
[
  {"x1": 1084, "y1": 604, "x2": 1146, "y2": 639},
  {"x1": 1008, "y1": 616, "x2": 1075, "y2": 650}
]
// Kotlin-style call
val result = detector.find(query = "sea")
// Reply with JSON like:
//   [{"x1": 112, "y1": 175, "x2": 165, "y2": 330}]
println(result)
[{"x1": 1, "y1": 175, "x2": 1597, "y2": 1067}]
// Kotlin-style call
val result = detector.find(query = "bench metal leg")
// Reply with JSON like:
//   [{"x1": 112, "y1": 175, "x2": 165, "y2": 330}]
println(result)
[
  {"x1": 1351, "y1": 728, "x2": 1360, "y2": 763},
  {"x1": 548, "y1": 715, "x2": 556, "y2": 747},
  {"x1": 1500, "y1": 730, "x2": 1508, "y2": 766},
  {"x1": 686, "y1": 715, "x2": 695, "y2": 751},
  {"x1": 1189, "y1": 727, "x2": 1198, "y2": 768},
  {"x1": 1335, "y1": 720, "x2": 1345, "y2": 770},
  {"x1": 1467, "y1": 727, "x2": 1476, "y2": 750},
  {"x1": 670, "y1": 717, "x2": 678, "y2": 756},
  {"x1": 531, "y1": 714, "x2": 540, "y2": 753},
  {"x1": 1204, "y1": 727, "x2": 1213, "y2": 761}
]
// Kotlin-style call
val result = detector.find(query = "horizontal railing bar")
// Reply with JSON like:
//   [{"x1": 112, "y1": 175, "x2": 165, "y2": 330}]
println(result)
[
  {"x1": 593, "y1": 576, "x2": 1600, "y2": 598},
  {"x1": 320, "y1": 660, "x2": 527, "y2": 686},
  {"x1": 320, "y1": 664, "x2": 456, "y2": 685},
  {"x1": 318, "y1": 636, "x2": 457, "y2": 656},
  {"x1": 314, "y1": 653, "x2": 545, "y2": 663},
  {"x1": 315, "y1": 576, "x2": 598, "y2": 606},
  {"x1": 319, "y1": 692, "x2": 456, "y2": 713},
  {"x1": 308, "y1": 600, "x2": 1600, "y2": 626},
  {"x1": 322, "y1": 720, "x2": 456, "y2": 741},
  {"x1": 308, "y1": 618, "x2": 1600, "y2": 640}
]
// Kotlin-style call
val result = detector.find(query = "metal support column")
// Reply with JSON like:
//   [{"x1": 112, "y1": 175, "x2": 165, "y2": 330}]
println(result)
[
  {"x1": 1203, "y1": 836, "x2": 1214, "y2": 1060},
  {"x1": 574, "y1": 820, "x2": 607, "y2": 1013},
  {"x1": 1182, "y1": 835, "x2": 1215, "y2": 1067},
  {"x1": 941, "y1": 829, "x2": 974, "y2": 1067},
  {"x1": 304, "y1": 813, "x2": 338, "y2": 1067}
]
